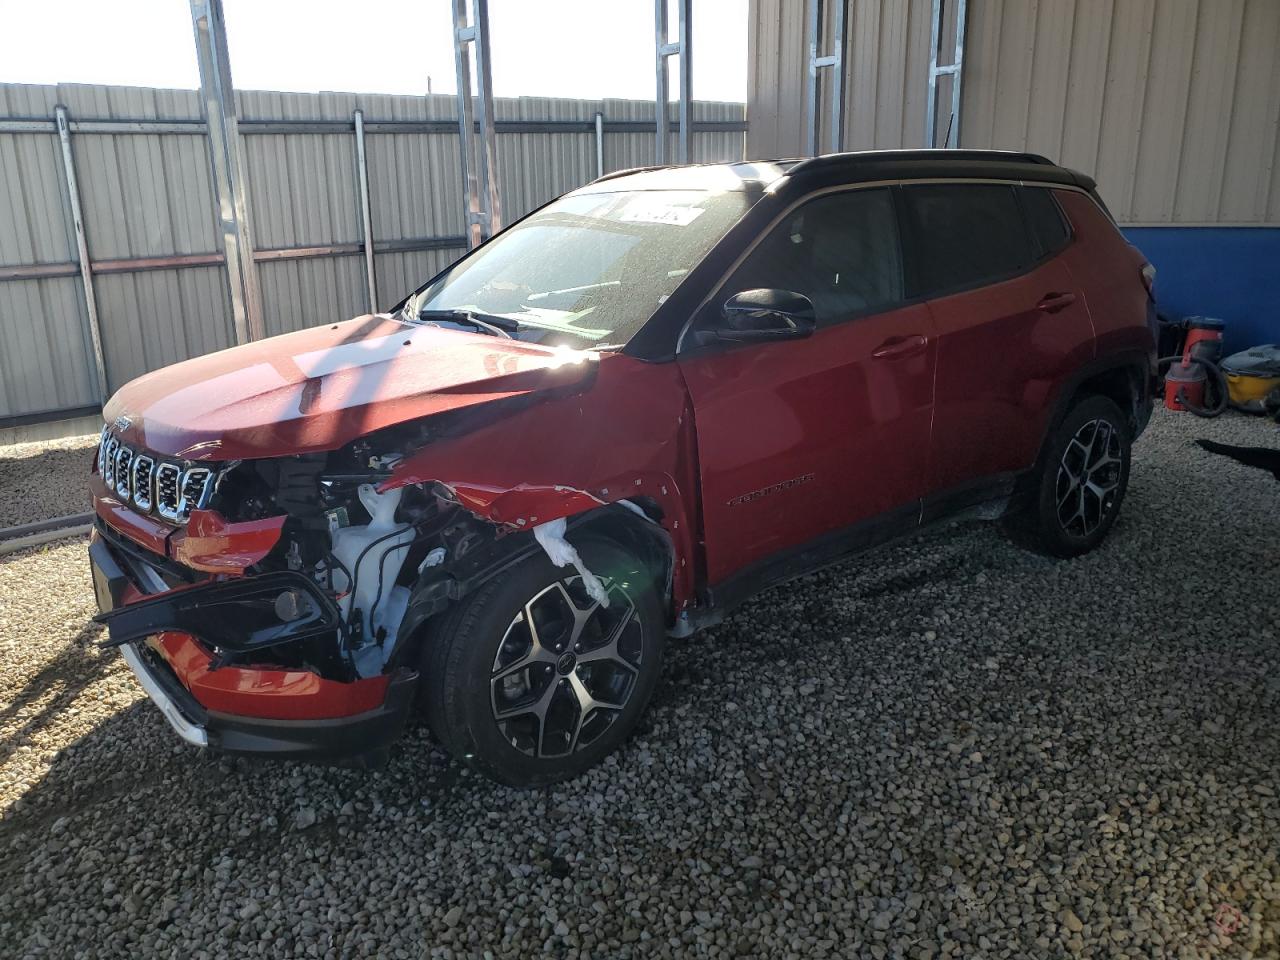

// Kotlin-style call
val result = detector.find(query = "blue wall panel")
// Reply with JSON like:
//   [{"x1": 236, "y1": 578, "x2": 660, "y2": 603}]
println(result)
[{"x1": 1121, "y1": 227, "x2": 1280, "y2": 354}]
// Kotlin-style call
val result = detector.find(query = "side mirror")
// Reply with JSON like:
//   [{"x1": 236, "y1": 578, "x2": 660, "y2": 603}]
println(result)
[{"x1": 696, "y1": 288, "x2": 817, "y2": 346}]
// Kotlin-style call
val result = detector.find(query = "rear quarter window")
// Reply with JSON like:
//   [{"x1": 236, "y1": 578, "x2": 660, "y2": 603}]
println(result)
[{"x1": 901, "y1": 184, "x2": 1032, "y2": 296}]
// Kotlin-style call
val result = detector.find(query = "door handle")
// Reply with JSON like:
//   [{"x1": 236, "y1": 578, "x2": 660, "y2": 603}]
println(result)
[
  {"x1": 1036, "y1": 291, "x2": 1077, "y2": 313},
  {"x1": 871, "y1": 334, "x2": 928, "y2": 360}
]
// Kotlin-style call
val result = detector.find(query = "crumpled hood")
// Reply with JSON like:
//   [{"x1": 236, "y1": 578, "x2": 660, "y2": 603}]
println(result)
[{"x1": 104, "y1": 315, "x2": 599, "y2": 460}]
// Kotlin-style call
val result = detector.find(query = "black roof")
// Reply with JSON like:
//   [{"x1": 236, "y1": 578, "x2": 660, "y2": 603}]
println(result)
[
  {"x1": 584, "y1": 149, "x2": 1095, "y2": 193},
  {"x1": 785, "y1": 149, "x2": 1096, "y2": 191}
]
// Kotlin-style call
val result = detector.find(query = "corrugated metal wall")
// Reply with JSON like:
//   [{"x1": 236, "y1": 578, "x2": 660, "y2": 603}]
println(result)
[
  {"x1": 747, "y1": 0, "x2": 1280, "y2": 225},
  {"x1": 0, "y1": 82, "x2": 746, "y2": 424}
]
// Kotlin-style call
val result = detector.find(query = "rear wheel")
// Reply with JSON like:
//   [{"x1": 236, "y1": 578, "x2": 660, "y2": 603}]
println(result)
[
  {"x1": 421, "y1": 538, "x2": 663, "y2": 787},
  {"x1": 1005, "y1": 395, "x2": 1132, "y2": 558}
]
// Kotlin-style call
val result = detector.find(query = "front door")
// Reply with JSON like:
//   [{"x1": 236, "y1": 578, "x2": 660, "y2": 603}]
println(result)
[{"x1": 678, "y1": 187, "x2": 937, "y2": 588}]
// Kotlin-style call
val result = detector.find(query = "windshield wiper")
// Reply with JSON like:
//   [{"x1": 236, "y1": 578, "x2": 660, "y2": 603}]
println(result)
[{"x1": 415, "y1": 308, "x2": 520, "y2": 339}]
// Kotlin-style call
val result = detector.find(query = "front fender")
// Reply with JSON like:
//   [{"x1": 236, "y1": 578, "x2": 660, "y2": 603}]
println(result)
[{"x1": 379, "y1": 354, "x2": 700, "y2": 611}]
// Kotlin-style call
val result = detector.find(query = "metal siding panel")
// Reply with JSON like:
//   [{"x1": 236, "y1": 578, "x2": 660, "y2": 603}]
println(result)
[
  {"x1": 1094, "y1": 0, "x2": 1155, "y2": 221},
  {"x1": 374, "y1": 249, "x2": 461, "y2": 309},
  {"x1": 848, "y1": 0, "x2": 883, "y2": 151},
  {"x1": 1130, "y1": 0, "x2": 1198, "y2": 223},
  {"x1": 94, "y1": 267, "x2": 232, "y2": 392},
  {"x1": 0, "y1": 130, "x2": 71, "y2": 266},
  {"x1": 1220, "y1": 0, "x2": 1280, "y2": 222},
  {"x1": 1024, "y1": 0, "x2": 1077, "y2": 160},
  {"x1": 874, "y1": 0, "x2": 911, "y2": 148},
  {"x1": 742, "y1": 0, "x2": 1278, "y2": 226},
  {"x1": 259, "y1": 257, "x2": 366, "y2": 337},
  {"x1": 1056, "y1": 0, "x2": 1114, "y2": 179},
  {"x1": 749, "y1": 0, "x2": 805, "y2": 158},
  {"x1": 961, "y1": 0, "x2": 1005, "y2": 149},
  {"x1": 1173, "y1": 0, "x2": 1247, "y2": 222},
  {"x1": 901, "y1": 0, "x2": 934, "y2": 149},
  {"x1": 746, "y1": 0, "x2": 773, "y2": 158},
  {"x1": 0, "y1": 278, "x2": 95, "y2": 416},
  {"x1": 991, "y1": 0, "x2": 1038, "y2": 150}
]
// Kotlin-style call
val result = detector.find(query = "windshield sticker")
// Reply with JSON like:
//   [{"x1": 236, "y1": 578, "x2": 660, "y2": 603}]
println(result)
[{"x1": 617, "y1": 201, "x2": 706, "y2": 227}]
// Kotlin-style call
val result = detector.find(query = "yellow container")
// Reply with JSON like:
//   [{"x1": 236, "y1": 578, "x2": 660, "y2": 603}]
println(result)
[
  {"x1": 1221, "y1": 344, "x2": 1280, "y2": 412},
  {"x1": 1226, "y1": 372, "x2": 1280, "y2": 406}
]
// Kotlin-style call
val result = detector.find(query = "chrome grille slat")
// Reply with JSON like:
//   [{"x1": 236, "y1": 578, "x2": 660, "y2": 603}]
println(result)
[
  {"x1": 97, "y1": 427, "x2": 111, "y2": 480},
  {"x1": 101, "y1": 435, "x2": 119, "y2": 488},
  {"x1": 155, "y1": 462, "x2": 183, "y2": 521},
  {"x1": 131, "y1": 455, "x2": 155, "y2": 511},
  {"x1": 114, "y1": 446, "x2": 133, "y2": 499},
  {"x1": 177, "y1": 467, "x2": 213, "y2": 520},
  {"x1": 94, "y1": 427, "x2": 216, "y2": 526}
]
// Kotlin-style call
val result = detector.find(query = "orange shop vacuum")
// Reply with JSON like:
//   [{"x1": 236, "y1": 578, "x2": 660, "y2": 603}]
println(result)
[{"x1": 1161, "y1": 317, "x2": 1227, "y2": 418}]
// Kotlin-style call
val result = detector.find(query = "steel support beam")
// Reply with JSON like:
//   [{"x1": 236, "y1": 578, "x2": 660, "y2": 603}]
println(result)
[
  {"x1": 189, "y1": 0, "x2": 264, "y2": 343},
  {"x1": 53, "y1": 106, "x2": 109, "y2": 403},
  {"x1": 452, "y1": 0, "x2": 502, "y2": 249},
  {"x1": 595, "y1": 111, "x2": 605, "y2": 178},
  {"x1": 353, "y1": 109, "x2": 379, "y2": 314},
  {"x1": 655, "y1": 0, "x2": 692, "y2": 164},
  {"x1": 925, "y1": 0, "x2": 968, "y2": 148},
  {"x1": 804, "y1": 0, "x2": 848, "y2": 157}
]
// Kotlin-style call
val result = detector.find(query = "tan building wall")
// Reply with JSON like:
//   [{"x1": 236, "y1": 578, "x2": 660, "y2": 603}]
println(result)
[{"x1": 747, "y1": 0, "x2": 1280, "y2": 226}]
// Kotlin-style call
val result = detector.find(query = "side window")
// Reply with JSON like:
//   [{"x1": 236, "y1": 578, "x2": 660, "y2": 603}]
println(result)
[
  {"x1": 902, "y1": 184, "x2": 1031, "y2": 296},
  {"x1": 720, "y1": 188, "x2": 903, "y2": 326},
  {"x1": 1021, "y1": 186, "x2": 1071, "y2": 257}
]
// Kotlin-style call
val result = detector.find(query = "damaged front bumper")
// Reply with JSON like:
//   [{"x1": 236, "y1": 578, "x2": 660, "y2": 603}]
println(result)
[
  {"x1": 118, "y1": 636, "x2": 417, "y2": 762},
  {"x1": 90, "y1": 528, "x2": 416, "y2": 763}
]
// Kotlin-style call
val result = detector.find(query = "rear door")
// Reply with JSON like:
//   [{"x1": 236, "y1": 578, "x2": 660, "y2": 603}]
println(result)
[
  {"x1": 898, "y1": 183, "x2": 1095, "y2": 513},
  {"x1": 678, "y1": 187, "x2": 936, "y2": 587}
]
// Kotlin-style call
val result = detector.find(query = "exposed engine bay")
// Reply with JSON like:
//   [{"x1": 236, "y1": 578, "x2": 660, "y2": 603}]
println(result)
[{"x1": 195, "y1": 423, "x2": 510, "y2": 681}]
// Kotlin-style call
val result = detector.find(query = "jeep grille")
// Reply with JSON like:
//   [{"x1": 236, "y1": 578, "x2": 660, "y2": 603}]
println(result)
[{"x1": 96, "y1": 427, "x2": 214, "y2": 524}]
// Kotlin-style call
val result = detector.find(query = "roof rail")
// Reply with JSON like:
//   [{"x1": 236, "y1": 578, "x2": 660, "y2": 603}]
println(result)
[
  {"x1": 588, "y1": 164, "x2": 675, "y2": 185},
  {"x1": 787, "y1": 149, "x2": 1056, "y2": 177}
]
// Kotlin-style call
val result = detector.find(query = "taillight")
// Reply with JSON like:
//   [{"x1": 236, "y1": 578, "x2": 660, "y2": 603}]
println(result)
[{"x1": 1140, "y1": 262, "x2": 1156, "y2": 298}]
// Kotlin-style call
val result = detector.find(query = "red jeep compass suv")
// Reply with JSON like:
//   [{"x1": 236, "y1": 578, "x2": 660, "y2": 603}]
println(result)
[{"x1": 89, "y1": 150, "x2": 1156, "y2": 785}]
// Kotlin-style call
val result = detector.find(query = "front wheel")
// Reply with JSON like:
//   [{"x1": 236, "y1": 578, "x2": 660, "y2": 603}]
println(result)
[
  {"x1": 421, "y1": 537, "x2": 663, "y2": 787},
  {"x1": 1004, "y1": 395, "x2": 1132, "y2": 558}
]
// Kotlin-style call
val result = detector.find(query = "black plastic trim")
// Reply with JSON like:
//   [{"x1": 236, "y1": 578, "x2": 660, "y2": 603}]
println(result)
[
  {"x1": 135, "y1": 640, "x2": 209, "y2": 727},
  {"x1": 683, "y1": 475, "x2": 1021, "y2": 636},
  {"x1": 0, "y1": 403, "x2": 102, "y2": 430},
  {"x1": 89, "y1": 534, "x2": 131, "y2": 614},
  {"x1": 207, "y1": 670, "x2": 418, "y2": 763},
  {"x1": 95, "y1": 569, "x2": 343, "y2": 653},
  {"x1": 783, "y1": 151, "x2": 1095, "y2": 192},
  {"x1": 919, "y1": 474, "x2": 1019, "y2": 526},
  {"x1": 694, "y1": 501, "x2": 922, "y2": 629},
  {"x1": 1046, "y1": 351, "x2": 1155, "y2": 437}
]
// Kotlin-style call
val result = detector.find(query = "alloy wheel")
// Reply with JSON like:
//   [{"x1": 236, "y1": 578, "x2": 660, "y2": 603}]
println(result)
[
  {"x1": 1055, "y1": 417, "x2": 1123, "y2": 538},
  {"x1": 490, "y1": 577, "x2": 643, "y2": 758}
]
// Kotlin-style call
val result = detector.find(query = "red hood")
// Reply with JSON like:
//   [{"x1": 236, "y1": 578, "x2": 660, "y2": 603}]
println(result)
[{"x1": 103, "y1": 315, "x2": 600, "y2": 460}]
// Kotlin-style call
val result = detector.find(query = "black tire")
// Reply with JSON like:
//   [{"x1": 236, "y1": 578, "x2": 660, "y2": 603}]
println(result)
[
  {"x1": 421, "y1": 537, "x2": 663, "y2": 787},
  {"x1": 1004, "y1": 395, "x2": 1132, "y2": 558}
]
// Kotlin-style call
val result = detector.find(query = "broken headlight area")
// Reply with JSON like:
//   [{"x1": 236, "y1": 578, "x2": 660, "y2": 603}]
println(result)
[
  {"x1": 180, "y1": 428, "x2": 503, "y2": 680},
  {"x1": 96, "y1": 571, "x2": 341, "y2": 660}
]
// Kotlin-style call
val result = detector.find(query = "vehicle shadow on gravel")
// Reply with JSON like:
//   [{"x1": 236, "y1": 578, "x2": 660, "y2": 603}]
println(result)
[{"x1": 0, "y1": 621, "x2": 113, "y2": 757}]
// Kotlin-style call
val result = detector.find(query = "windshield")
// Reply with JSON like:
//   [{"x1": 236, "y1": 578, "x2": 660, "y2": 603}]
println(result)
[{"x1": 407, "y1": 189, "x2": 755, "y2": 348}]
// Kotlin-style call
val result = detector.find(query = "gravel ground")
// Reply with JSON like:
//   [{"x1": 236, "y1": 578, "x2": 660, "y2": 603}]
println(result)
[
  {"x1": 0, "y1": 434, "x2": 98, "y2": 529},
  {"x1": 1, "y1": 408, "x2": 1278, "y2": 959}
]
